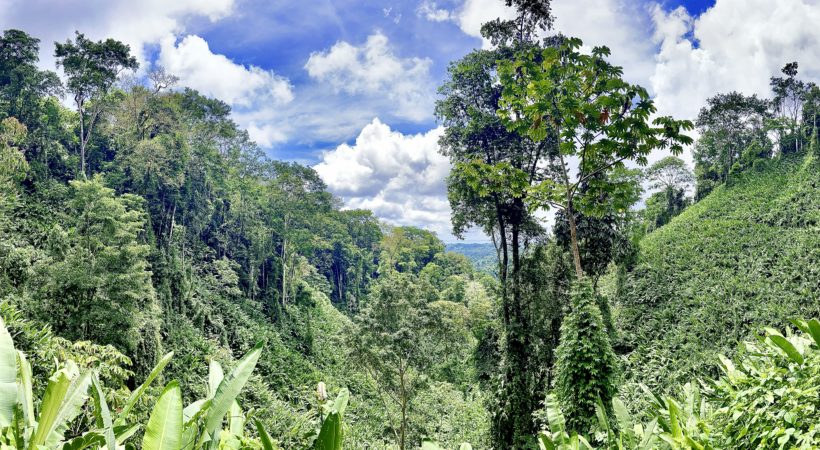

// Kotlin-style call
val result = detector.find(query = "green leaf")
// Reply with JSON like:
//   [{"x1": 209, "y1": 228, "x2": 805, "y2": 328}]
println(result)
[
  {"x1": 0, "y1": 317, "x2": 17, "y2": 427},
  {"x1": 16, "y1": 351, "x2": 34, "y2": 428},
  {"x1": 30, "y1": 367, "x2": 92, "y2": 450},
  {"x1": 314, "y1": 389, "x2": 349, "y2": 450},
  {"x1": 207, "y1": 360, "x2": 223, "y2": 399},
  {"x1": 204, "y1": 343, "x2": 262, "y2": 437},
  {"x1": 117, "y1": 351, "x2": 173, "y2": 426},
  {"x1": 768, "y1": 335, "x2": 804, "y2": 364},
  {"x1": 545, "y1": 394, "x2": 567, "y2": 445},
  {"x1": 254, "y1": 419, "x2": 276, "y2": 450},
  {"x1": 806, "y1": 319, "x2": 820, "y2": 348},
  {"x1": 143, "y1": 381, "x2": 183, "y2": 450},
  {"x1": 91, "y1": 374, "x2": 116, "y2": 450}
]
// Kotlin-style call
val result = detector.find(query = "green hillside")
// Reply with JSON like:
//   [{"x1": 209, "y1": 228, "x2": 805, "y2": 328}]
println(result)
[{"x1": 617, "y1": 153, "x2": 820, "y2": 399}]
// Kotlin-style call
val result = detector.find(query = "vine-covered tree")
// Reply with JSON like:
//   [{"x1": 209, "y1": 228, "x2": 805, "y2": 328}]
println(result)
[{"x1": 553, "y1": 278, "x2": 619, "y2": 434}]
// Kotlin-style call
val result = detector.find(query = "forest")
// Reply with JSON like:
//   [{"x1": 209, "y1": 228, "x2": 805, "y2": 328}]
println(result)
[{"x1": 1, "y1": 0, "x2": 819, "y2": 449}]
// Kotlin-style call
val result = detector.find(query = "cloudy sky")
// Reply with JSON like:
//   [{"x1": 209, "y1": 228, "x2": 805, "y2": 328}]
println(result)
[{"x1": 2, "y1": 0, "x2": 819, "y2": 241}]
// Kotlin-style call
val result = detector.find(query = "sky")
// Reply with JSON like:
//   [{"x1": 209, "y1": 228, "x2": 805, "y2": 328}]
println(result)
[{"x1": 2, "y1": 0, "x2": 820, "y2": 242}]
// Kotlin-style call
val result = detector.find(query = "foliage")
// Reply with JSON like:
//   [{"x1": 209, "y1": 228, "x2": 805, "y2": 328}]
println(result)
[
  {"x1": 693, "y1": 92, "x2": 771, "y2": 198},
  {"x1": 55, "y1": 31, "x2": 138, "y2": 177},
  {"x1": 710, "y1": 321, "x2": 820, "y2": 449},
  {"x1": 619, "y1": 155, "x2": 820, "y2": 406},
  {"x1": 497, "y1": 37, "x2": 692, "y2": 278},
  {"x1": 554, "y1": 279, "x2": 619, "y2": 434}
]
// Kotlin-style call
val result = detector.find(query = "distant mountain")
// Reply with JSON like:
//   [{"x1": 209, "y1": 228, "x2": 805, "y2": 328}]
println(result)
[{"x1": 446, "y1": 242, "x2": 497, "y2": 275}]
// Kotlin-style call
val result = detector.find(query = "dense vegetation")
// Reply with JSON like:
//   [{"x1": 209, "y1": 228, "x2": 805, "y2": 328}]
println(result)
[{"x1": 1, "y1": 0, "x2": 820, "y2": 448}]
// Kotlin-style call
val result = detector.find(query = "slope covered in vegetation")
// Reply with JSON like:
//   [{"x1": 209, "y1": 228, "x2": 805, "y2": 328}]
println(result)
[{"x1": 618, "y1": 153, "x2": 820, "y2": 398}]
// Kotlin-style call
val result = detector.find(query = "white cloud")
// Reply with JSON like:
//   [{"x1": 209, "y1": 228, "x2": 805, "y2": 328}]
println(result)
[
  {"x1": 314, "y1": 119, "x2": 456, "y2": 238},
  {"x1": 650, "y1": 0, "x2": 820, "y2": 121},
  {"x1": 0, "y1": 0, "x2": 234, "y2": 67},
  {"x1": 305, "y1": 32, "x2": 434, "y2": 122},
  {"x1": 418, "y1": 1, "x2": 454, "y2": 22},
  {"x1": 159, "y1": 35, "x2": 293, "y2": 107}
]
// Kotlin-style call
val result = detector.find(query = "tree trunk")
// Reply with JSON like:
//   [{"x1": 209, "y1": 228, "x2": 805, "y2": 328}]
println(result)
[{"x1": 566, "y1": 207, "x2": 584, "y2": 279}]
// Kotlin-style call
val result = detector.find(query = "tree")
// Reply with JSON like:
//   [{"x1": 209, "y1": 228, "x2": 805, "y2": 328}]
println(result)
[
  {"x1": 35, "y1": 177, "x2": 160, "y2": 376},
  {"x1": 693, "y1": 92, "x2": 771, "y2": 198},
  {"x1": 350, "y1": 272, "x2": 437, "y2": 450},
  {"x1": 770, "y1": 62, "x2": 813, "y2": 154},
  {"x1": 379, "y1": 226, "x2": 445, "y2": 274},
  {"x1": 553, "y1": 167, "x2": 642, "y2": 284},
  {"x1": 0, "y1": 29, "x2": 62, "y2": 123},
  {"x1": 55, "y1": 31, "x2": 138, "y2": 178},
  {"x1": 497, "y1": 37, "x2": 693, "y2": 280},
  {"x1": 0, "y1": 118, "x2": 28, "y2": 215},
  {"x1": 553, "y1": 278, "x2": 619, "y2": 434},
  {"x1": 645, "y1": 156, "x2": 694, "y2": 192},
  {"x1": 435, "y1": 2, "x2": 555, "y2": 445},
  {"x1": 639, "y1": 156, "x2": 693, "y2": 231}
]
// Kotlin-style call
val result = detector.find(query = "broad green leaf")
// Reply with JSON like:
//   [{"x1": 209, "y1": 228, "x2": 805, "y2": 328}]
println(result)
[
  {"x1": 228, "y1": 400, "x2": 243, "y2": 437},
  {"x1": 612, "y1": 398, "x2": 634, "y2": 446},
  {"x1": 0, "y1": 317, "x2": 17, "y2": 427},
  {"x1": 207, "y1": 360, "x2": 223, "y2": 399},
  {"x1": 545, "y1": 395, "x2": 566, "y2": 445},
  {"x1": 183, "y1": 399, "x2": 209, "y2": 424},
  {"x1": 114, "y1": 424, "x2": 140, "y2": 446},
  {"x1": 314, "y1": 389, "x2": 348, "y2": 450},
  {"x1": 91, "y1": 374, "x2": 116, "y2": 450},
  {"x1": 143, "y1": 381, "x2": 183, "y2": 450},
  {"x1": 16, "y1": 351, "x2": 34, "y2": 428},
  {"x1": 807, "y1": 319, "x2": 820, "y2": 348},
  {"x1": 118, "y1": 351, "x2": 173, "y2": 425},
  {"x1": 44, "y1": 370, "x2": 92, "y2": 448},
  {"x1": 538, "y1": 431, "x2": 556, "y2": 450},
  {"x1": 458, "y1": 444, "x2": 473, "y2": 450},
  {"x1": 204, "y1": 343, "x2": 262, "y2": 437},
  {"x1": 420, "y1": 440, "x2": 444, "y2": 450},
  {"x1": 254, "y1": 419, "x2": 276, "y2": 450},
  {"x1": 29, "y1": 368, "x2": 87, "y2": 450},
  {"x1": 768, "y1": 335, "x2": 804, "y2": 364}
]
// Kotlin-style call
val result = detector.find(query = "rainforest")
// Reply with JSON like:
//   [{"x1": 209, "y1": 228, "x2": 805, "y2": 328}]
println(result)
[{"x1": 1, "y1": 0, "x2": 819, "y2": 448}]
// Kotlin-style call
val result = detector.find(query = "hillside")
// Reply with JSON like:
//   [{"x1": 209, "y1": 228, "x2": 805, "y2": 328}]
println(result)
[
  {"x1": 445, "y1": 242, "x2": 497, "y2": 275},
  {"x1": 617, "y1": 153, "x2": 820, "y2": 399}
]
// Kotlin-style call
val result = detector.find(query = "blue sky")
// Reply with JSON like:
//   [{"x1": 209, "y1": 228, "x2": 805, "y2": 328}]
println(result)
[{"x1": 2, "y1": 0, "x2": 819, "y2": 241}]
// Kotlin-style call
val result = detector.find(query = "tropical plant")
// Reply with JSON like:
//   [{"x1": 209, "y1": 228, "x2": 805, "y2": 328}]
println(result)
[{"x1": 710, "y1": 320, "x2": 820, "y2": 449}]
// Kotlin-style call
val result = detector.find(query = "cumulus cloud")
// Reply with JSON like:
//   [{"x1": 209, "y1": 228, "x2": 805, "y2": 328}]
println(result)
[
  {"x1": 0, "y1": 0, "x2": 234, "y2": 67},
  {"x1": 157, "y1": 34, "x2": 294, "y2": 146},
  {"x1": 314, "y1": 119, "x2": 455, "y2": 238},
  {"x1": 650, "y1": 0, "x2": 820, "y2": 120},
  {"x1": 305, "y1": 32, "x2": 434, "y2": 122}
]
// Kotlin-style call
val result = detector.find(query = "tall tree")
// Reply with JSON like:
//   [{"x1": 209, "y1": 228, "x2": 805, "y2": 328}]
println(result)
[
  {"x1": 497, "y1": 37, "x2": 693, "y2": 279},
  {"x1": 639, "y1": 156, "x2": 693, "y2": 232},
  {"x1": 435, "y1": 2, "x2": 554, "y2": 446},
  {"x1": 0, "y1": 29, "x2": 62, "y2": 123},
  {"x1": 55, "y1": 31, "x2": 138, "y2": 178},
  {"x1": 350, "y1": 272, "x2": 438, "y2": 450},
  {"x1": 645, "y1": 156, "x2": 694, "y2": 192},
  {"x1": 36, "y1": 177, "x2": 160, "y2": 375},
  {"x1": 770, "y1": 62, "x2": 813, "y2": 154}
]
